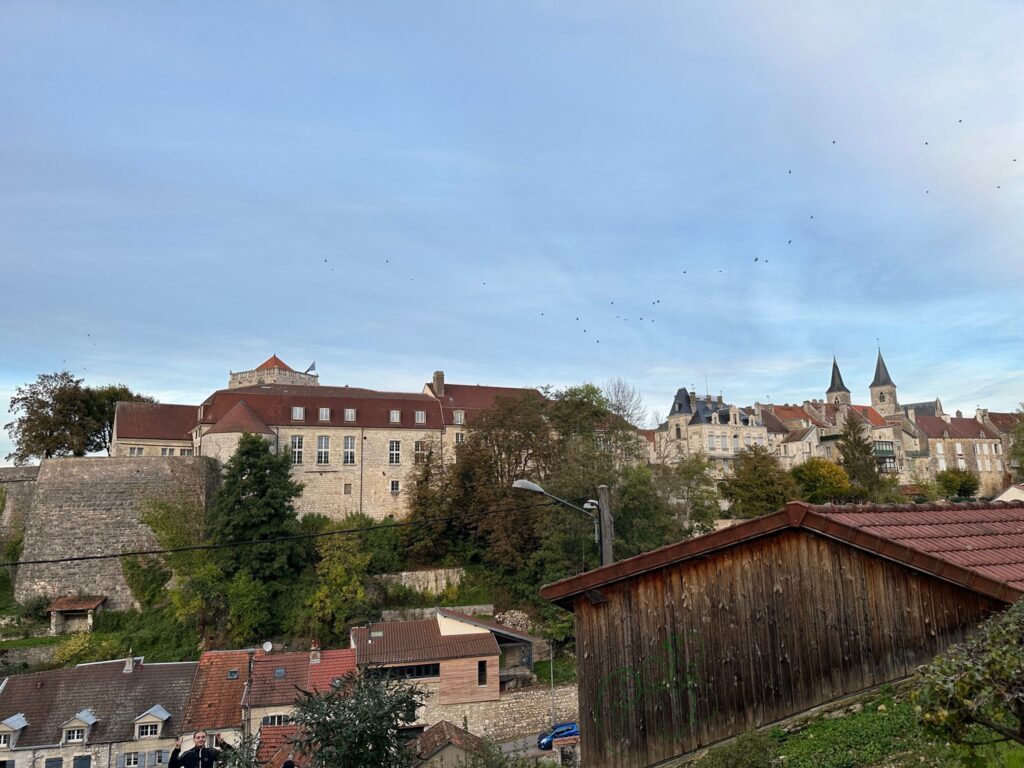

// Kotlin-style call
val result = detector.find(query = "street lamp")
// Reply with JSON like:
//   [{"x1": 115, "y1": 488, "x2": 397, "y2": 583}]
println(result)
[{"x1": 512, "y1": 479, "x2": 611, "y2": 566}]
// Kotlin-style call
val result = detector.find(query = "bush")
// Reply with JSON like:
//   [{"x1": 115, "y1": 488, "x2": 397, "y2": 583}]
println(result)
[{"x1": 698, "y1": 730, "x2": 779, "y2": 768}]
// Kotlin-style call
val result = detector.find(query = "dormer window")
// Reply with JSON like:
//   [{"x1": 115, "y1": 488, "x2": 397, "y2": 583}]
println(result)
[
  {"x1": 0, "y1": 734, "x2": 9, "y2": 748},
  {"x1": 453, "y1": 410, "x2": 465, "y2": 425},
  {"x1": 319, "y1": 408, "x2": 331, "y2": 421},
  {"x1": 65, "y1": 728, "x2": 85, "y2": 743},
  {"x1": 389, "y1": 410, "x2": 401, "y2": 424},
  {"x1": 291, "y1": 406, "x2": 305, "y2": 421},
  {"x1": 137, "y1": 723, "x2": 159, "y2": 738}
]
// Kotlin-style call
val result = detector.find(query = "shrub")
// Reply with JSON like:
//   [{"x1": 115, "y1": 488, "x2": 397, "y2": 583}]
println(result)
[{"x1": 698, "y1": 731, "x2": 779, "y2": 768}]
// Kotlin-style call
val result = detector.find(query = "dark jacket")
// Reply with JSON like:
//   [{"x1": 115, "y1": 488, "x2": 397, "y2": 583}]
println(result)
[{"x1": 168, "y1": 744, "x2": 231, "y2": 768}]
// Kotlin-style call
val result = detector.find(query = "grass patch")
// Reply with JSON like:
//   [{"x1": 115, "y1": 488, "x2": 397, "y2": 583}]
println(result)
[
  {"x1": 697, "y1": 693, "x2": 1024, "y2": 768},
  {"x1": 0, "y1": 635, "x2": 61, "y2": 649},
  {"x1": 534, "y1": 655, "x2": 577, "y2": 686}
]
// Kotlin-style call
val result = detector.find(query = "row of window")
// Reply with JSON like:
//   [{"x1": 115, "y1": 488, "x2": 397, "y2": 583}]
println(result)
[
  {"x1": 935, "y1": 442, "x2": 1002, "y2": 456},
  {"x1": 290, "y1": 436, "x2": 462, "y2": 466},
  {"x1": 127, "y1": 447, "x2": 194, "y2": 457},
  {"x1": 706, "y1": 433, "x2": 766, "y2": 452},
  {"x1": 290, "y1": 407, "x2": 466, "y2": 425}
]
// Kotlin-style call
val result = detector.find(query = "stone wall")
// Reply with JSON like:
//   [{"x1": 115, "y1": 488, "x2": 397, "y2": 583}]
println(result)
[
  {"x1": 417, "y1": 682, "x2": 578, "y2": 742},
  {"x1": 14, "y1": 457, "x2": 217, "y2": 611},
  {"x1": 380, "y1": 568, "x2": 465, "y2": 595},
  {"x1": 381, "y1": 604, "x2": 490, "y2": 622},
  {"x1": 0, "y1": 465, "x2": 39, "y2": 540}
]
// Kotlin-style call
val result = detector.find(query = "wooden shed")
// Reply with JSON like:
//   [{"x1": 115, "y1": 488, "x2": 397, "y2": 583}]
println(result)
[{"x1": 539, "y1": 500, "x2": 1024, "y2": 768}]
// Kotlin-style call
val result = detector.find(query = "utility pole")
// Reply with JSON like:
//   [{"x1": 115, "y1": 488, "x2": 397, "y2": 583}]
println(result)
[{"x1": 597, "y1": 484, "x2": 614, "y2": 566}]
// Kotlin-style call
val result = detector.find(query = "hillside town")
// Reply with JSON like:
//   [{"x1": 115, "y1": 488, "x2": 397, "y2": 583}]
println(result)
[{"x1": 0, "y1": 354, "x2": 1022, "y2": 767}]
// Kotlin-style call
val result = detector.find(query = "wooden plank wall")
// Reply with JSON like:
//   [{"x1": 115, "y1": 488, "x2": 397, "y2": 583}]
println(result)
[
  {"x1": 438, "y1": 656, "x2": 500, "y2": 704},
  {"x1": 573, "y1": 530, "x2": 1004, "y2": 768}
]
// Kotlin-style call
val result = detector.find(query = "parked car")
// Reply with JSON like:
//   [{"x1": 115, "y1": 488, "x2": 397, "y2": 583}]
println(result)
[{"x1": 537, "y1": 722, "x2": 579, "y2": 750}]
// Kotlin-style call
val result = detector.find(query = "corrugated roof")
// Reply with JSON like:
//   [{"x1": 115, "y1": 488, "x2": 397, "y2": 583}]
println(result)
[
  {"x1": 115, "y1": 402, "x2": 197, "y2": 441},
  {"x1": 0, "y1": 660, "x2": 196, "y2": 747},
  {"x1": 351, "y1": 619, "x2": 499, "y2": 665},
  {"x1": 540, "y1": 500, "x2": 1024, "y2": 608}
]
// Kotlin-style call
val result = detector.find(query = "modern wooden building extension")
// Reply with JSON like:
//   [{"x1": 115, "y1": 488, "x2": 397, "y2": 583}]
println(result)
[{"x1": 540, "y1": 500, "x2": 1024, "y2": 768}]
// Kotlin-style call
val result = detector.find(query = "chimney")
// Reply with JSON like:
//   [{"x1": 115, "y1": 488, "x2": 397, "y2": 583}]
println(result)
[
  {"x1": 717, "y1": 395, "x2": 724, "y2": 405},
  {"x1": 124, "y1": 652, "x2": 135, "y2": 674},
  {"x1": 432, "y1": 371, "x2": 445, "y2": 397},
  {"x1": 310, "y1": 640, "x2": 321, "y2": 665},
  {"x1": 907, "y1": 408, "x2": 916, "y2": 423},
  {"x1": 976, "y1": 408, "x2": 988, "y2": 423},
  {"x1": 956, "y1": 410, "x2": 963, "y2": 419}
]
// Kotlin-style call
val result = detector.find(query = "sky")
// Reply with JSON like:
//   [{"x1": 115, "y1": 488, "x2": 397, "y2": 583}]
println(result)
[{"x1": 1, "y1": 2, "x2": 1022, "y2": 464}]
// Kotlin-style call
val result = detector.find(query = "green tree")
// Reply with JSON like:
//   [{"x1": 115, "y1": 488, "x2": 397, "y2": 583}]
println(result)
[
  {"x1": 935, "y1": 468, "x2": 980, "y2": 499},
  {"x1": 612, "y1": 465, "x2": 685, "y2": 559},
  {"x1": 915, "y1": 600, "x2": 1024, "y2": 747},
  {"x1": 305, "y1": 528, "x2": 372, "y2": 643},
  {"x1": 227, "y1": 569, "x2": 270, "y2": 645},
  {"x1": 290, "y1": 673, "x2": 425, "y2": 768},
  {"x1": 720, "y1": 446, "x2": 799, "y2": 518},
  {"x1": 208, "y1": 433, "x2": 304, "y2": 595},
  {"x1": 791, "y1": 458, "x2": 852, "y2": 504},
  {"x1": 652, "y1": 452, "x2": 720, "y2": 532},
  {"x1": 83, "y1": 384, "x2": 154, "y2": 454},
  {"x1": 836, "y1": 415, "x2": 880, "y2": 500}
]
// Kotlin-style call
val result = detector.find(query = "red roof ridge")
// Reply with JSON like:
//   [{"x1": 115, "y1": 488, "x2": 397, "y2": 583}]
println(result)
[
  {"x1": 256, "y1": 355, "x2": 293, "y2": 372},
  {"x1": 206, "y1": 399, "x2": 273, "y2": 435}
]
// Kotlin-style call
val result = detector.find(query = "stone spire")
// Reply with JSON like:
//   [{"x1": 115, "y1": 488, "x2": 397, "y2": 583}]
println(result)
[
  {"x1": 870, "y1": 350, "x2": 896, "y2": 388},
  {"x1": 869, "y1": 349, "x2": 898, "y2": 416},
  {"x1": 826, "y1": 357, "x2": 852, "y2": 405}
]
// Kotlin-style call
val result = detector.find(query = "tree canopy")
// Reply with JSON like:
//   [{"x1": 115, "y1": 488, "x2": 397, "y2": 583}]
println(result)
[
  {"x1": 4, "y1": 371, "x2": 152, "y2": 464},
  {"x1": 720, "y1": 445, "x2": 799, "y2": 518},
  {"x1": 791, "y1": 458, "x2": 852, "y2": 503},
  {"x1": 836, "y1": 414, "x2": 881, "y2": 500},
  {"x1": 935, "y1": 467, "x2": 981, "y2": 499}
]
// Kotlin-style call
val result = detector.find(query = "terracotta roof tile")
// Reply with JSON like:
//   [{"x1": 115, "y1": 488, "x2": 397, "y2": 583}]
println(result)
[
  {"x1": 252, "y1": 654, "x2": 309, "y2": 707},
  {"x1": 352, "y1": 619, "x2": 499, "y2": 665},
  {"x1": 205, "y1": 400, "x2": 274, "y2": 436},
  {"x1": 256, "y1": 356, "x2": 293, "y2": 372},
  {"x1": 307, "y1": 649, "x2": 357, "y2": 693},
  {"x1": 431, "y1": 384, "x2": 543, "y2": 426},
  {"x1": 987, "y1": 412, "x2": 1023, "y2": 434},
  {"x1": 115, "y1": 402, "x2": 197, "y2": 441},
  {"x1": 256, "y1": 724, "x2": 299, "y2": 768},
  {"x1": 182, "y1": 650, "x2": 248, "y2": 732},
  {"x1": 416, "y1": 720, "x2": 484, "y2": 761},
  {"x1": 914, "y1": 415, "x2": 1000, "y2": 440}
]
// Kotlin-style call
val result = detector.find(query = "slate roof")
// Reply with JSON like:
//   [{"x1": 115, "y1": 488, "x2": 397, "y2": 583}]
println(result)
[
  {"x1": 181, "y1": 650, "x2": 248, "y2": 732},
  {"x1": 205, "y1": 400, "x2": 273, "y2": 435},
  {"x1": 903, "y1": 400, "x2": 942, "y2": 419},
  {"x1": 351, "y1": 619, "x2": 499, "y2": 666},
  {"x1": 0, "y1": 659, "x2": 196, "y2": 747},
  {"x1": 416, "y1": 720, "x2": 484, "y2": 762},
  {"x1": 913, "y1": 416, "x2": 999, "y2": 440},
  {"x1": 114, "y1": 402, "x2": 197, "y2": 441},
  {"x1": 870, "y1": 351, "x2": 896, "y2": 388},
  {"x1": 827, "y1": 357, "x2": 850, "y2": 394},
  {"x1": 541, "y1": 500, "x2": 1024, "y2": 608}
]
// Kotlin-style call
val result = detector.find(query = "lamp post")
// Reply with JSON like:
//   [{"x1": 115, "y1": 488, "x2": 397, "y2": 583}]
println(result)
[{"x1": 512, "y1": 479, "x2": 613, "y2": 566}]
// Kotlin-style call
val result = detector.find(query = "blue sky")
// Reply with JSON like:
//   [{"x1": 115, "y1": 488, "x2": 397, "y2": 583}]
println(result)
[{"x1": 1, "y1": 2, "x2": 1022, "y2": 463}]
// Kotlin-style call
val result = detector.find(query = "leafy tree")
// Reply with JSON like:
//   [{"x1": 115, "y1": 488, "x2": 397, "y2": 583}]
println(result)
[
  {"x1": 652, "y1": 451, "x2": 720, "y2": 531},
  {"x1": 935, "y1": 468, "x2": 980, "y2": 499},
  {"x1": 836, "y1": 414, "x2": 881, "y2": 500},
  {"x1": 290, "y1": 673, "x2": 425, "y2": 768},
  {"x1": 791, "y1": 458, "x2": 852, "y2": 504},
  {"x1": 220, "y1": 735, "x2": 260, "y2": 768},
  {"x1": 5, "y1": 372, "x2": 152, "y2": 463},
  {"x1": 612, "y1": 465, "x2": 685, "y2": 559},
  {"x1": 720, "y1": 446, "x2": 799, "y2": 518},
  {"x1": 227, "y1": 569, "x2": 270, "y2": 645},
  {"x1": 915, "y1": 600, "x2": 1024, "y2": 747},
  {"x1": 305, "y1": 527, "x2": 372, "y2": 643},
  {"x1": 208, "y1": 433, "x2": 303, "y2": 596}
]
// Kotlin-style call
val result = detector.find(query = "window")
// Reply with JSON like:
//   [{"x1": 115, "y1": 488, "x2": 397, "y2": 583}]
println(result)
[
  {"x1": 226, "y1": 669, "x2": 239, "y2": 680},
  {"x1": 732, "y1": 435, "x2": 739, "y2": 451},
  {"x1": 137, "y1": 723, "x2": 159, "y2": 738},
  {"x1": 757, "y1": 435, "x2": 765, "y2": 446},
  {"x1": 343, "y1": 483, "x2": 352, "y2": 495},
  {"x1": 291, "y1": 406, "x2": 305, "y2": 421},
  {"x1": 957, "y1": 457, "x2": 967, "y2": 470},
  {"x1": 125, "y1": 754, "x2": 139, "y2": 768},
  {"x1": 366, "y1": 663, "x2": 439, "y2": 680},
  {"x1": 317, "y1": 435, "x2": 330, "y2": 465},
  {"x1": 155, "y1": 752, "x2": 165, "y2": 765},
  {"x1": 937, "y1": 456, "x2": 947, "y2": 471},
  {"x1": 180, "y1": 448, "x2": 194, "y2": 456},
  {"x1": 274, "y1": 667, "x2": 286, "y2": 679},
  {"x1": 478, "y1": 660, "x2": 488, "y2": 686},
  {"x1": 291, "y1": 435, "x2": 303, "y2": 464},
  {"x1": 160, "y1": 447, "x2": 175, "y2": 457},
  {"x1": 935, "y1": 443, "x2": 944, "y2": 455},
  {"x1": 46, "y1": 760, "x2": 62, "y2": 768},
  {"x1": 954, "y1": 442, "x2": 963, "y2": 455},
  {"x1": 0, "y1": 734, "x2": 8, "y2": 747},
  {"x1": 995, "y1": 443, "x2": 1002, "y2": 455},
  {"x1": 65, "y1": 728, "x2": 85, "y2": 743},
  {"x1": 675, "y1": 425, "x2": 682, "y2": 440},
  {"x1": 744, "y1": 435, "x2": 752, "y2": 447},
  {"x1": 344, "y1": 408, "x2": 356, "y2": 422},
  {"x1": 389, "y1": 440, "x2": 401, "y2": 465},
  {"x1": 415, "y1": 410, "x2": 426, "y2": 424},
  {"x1": 455, "y1": 432, "x2": 465, "y2": 446},
  {"x1": 877, "y1": 457, "x2": 898, "y2": 474},
  {"x1": 129, "y1": 447, "x2": 144, "y2": 457},
  {"x1": 981, "y1": 443, "x2": 989, "y2": 455},
  {"x1": 343, "y1": 435, "x2": 356, "y2": 465},
  {"x1": 985, "y1": 458, "x2": 992, "y2": 472},
  {"x1": 414, "y1": 441, "x2": 429, "y2": 464},
  {"x1": 73, "y1": 757, "x2": 91, "y2": 768},
  {"x1": 720, "y1": 434, "x2": 728, "y2": 451},
  {"x1": 454, "y1": 410, "x2": 465, "y2": 425},
  {"x1": 707, "y1": 434, "x2": 715, "y2": 451},
  {"x1": 262, "y1": 715, "x2": 291, "y2": 726},
  {"x1": 389, "y1": 409, "x2": 401, "y2": 424},
  {"x1": 996, "y1": 458, "x2": 1003, "y2": 472},
  {"x1": 390, "y1": 480, "x2": 400, "y2": 495}
]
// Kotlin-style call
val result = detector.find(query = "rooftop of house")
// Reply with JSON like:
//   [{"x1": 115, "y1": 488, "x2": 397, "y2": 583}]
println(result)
[
  {"x1": 256, "y1": 724, "x2": 299, "y2": 768},
  {"x1": 913, "y1": 415, "x2": 1000, "y2": 440},
  {"x1": 0, "y1": 658, "x2": 196, "y2": 748},
  {"x1": 251, "y1": 648, "x2": 357, "y2": 707},
  {"x1": 351, "y1": 614, "x2": 501, "y2": 666},
  {"x1": 541, "y1": 500, "x2": 1024, "y2": 608},
  {"x1": 114, "y1": 402, "x2": 197, "y2": 441},
  {"x1": 48, "y1": 595, "x2": 106, "y2": 612},
  {"x1": 181, "y1": 650, "x2": 249, "y2": 732},
  {"x1": 985, "y1": 411, "x2": 1023, "y2": 434},
  {"x1": 415, "y1": 720, "x2": 484, "y2": 764}
]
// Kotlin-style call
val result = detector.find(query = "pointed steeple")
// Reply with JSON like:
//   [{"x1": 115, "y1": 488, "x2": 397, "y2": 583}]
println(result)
[
  {"x1": 827, "y1": 357, "x2": 850, "y2": 395},
  {"x1": 870, "y1": 350, "x2": 895, "y2": 388}
]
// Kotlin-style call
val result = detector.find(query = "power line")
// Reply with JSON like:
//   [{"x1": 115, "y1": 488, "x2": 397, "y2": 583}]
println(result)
[{"x1": 0, "y1": 498, "x2": 575, "y2": 568}]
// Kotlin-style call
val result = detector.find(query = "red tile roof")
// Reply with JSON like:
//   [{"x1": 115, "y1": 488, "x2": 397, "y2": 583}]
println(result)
[
  {"x1": 250, "y1": 648, "x2": 358, "y2": 706},
  {"x1": 914, "y1": 415, "x2": 1000, "y2": 440},
  {"x1": 206, "y1": 400, "x2": 273, "y2": 435},
  {"x1": 987, "y1": 412, "x2": 1023, "y2": 434},
  {"x1": 770, "y1": 405, "x2": 823, "y2": 427},
  {"x1": 182, "y1": 650, "x2": 249, "y2": 732},
  {"x1": 541, "y1": 500, "x2": 1024, "y2": 608},
  {"x1": 48, "y1": 595, "x2": 106, "y2": 611},
  {"x1": 257, "y1": 724, "x2": 299, "y2": 768},
  {"x1": 256, "y1": 355, "x2": 294, "y2": 372},
  {"x1": 429, "y1": 384, "x2": 543, "y2": 426},
  {"x1": 307, "y1": 649, "x2": 357, "y2": 693},
  {"x1": 850, "y1": 404, "x2": 888, "y2": 428},
  {"x1": 351, "y1": 619, "x2": 499, "y2": 665},
  {"x1": 416, "y1": 720, "x2": 484, "y2": 762},
  {"x1": 115, "y1": 402, "x2": 197, "y2": 440}
]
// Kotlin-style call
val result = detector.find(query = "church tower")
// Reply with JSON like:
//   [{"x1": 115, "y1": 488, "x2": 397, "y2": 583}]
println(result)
[
  {"x1": 869, "y1": 350, "x2": 898, "y2": 417},
  {"x1": 826, "y1": 357, "x2": 852, "y2": 405}
]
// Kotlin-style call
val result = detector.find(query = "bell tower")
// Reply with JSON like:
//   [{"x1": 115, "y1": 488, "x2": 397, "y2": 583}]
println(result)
[
  {"x1": 869, "y1": 350, "x2": 898, "y2": 417},
  {"x1": 826, "y1": 357, "x2": 852, "y2": 406}
]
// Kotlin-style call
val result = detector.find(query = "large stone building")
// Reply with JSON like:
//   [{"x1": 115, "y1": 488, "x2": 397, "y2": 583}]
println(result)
[{"x1": 111, "y1": 357, "x2": 536, "y2": 520}]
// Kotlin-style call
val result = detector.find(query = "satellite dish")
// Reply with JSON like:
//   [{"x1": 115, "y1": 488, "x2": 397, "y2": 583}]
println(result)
[{"x1": 262, "y1": 641, "x2": 273, "y2": 653}]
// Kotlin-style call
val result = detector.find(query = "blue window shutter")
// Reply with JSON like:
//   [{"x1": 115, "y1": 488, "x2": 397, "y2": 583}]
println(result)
[
  {"x1": 116, "y1": 753, "x2": 125, "y2": 768},
  {"x1": 73, "y1": 756, "x2": 92, "y2": 768}
]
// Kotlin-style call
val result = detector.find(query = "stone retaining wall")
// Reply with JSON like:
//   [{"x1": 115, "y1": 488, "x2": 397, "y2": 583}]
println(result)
[
  {"x1": 381, "y1": 567, "x2": 464, "y2": 595},
  {"x1": 418, "y1": 682, "x2": 578, "y2": 742},
  {"x1": 0, "y1": 465, "x2": 39, "y2": 540}
]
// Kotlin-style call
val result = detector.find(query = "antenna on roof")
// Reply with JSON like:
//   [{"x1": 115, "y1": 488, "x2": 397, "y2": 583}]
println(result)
[{"x1": 704, "y1": 370, "x2": 709, "y2": 397}]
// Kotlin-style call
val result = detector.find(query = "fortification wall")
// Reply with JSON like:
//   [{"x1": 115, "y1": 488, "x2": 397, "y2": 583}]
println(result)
[
  {"x1": 14, "y1": 457, "x2": 217, "y2": 611},
  {"x1": 0, "y1": 466, "x2": 40, "y2": 540}
]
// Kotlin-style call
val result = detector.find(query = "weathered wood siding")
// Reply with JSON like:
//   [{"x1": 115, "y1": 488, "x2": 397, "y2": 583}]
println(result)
[
  {"x1": 573, "y1": 529, "x2": 1003, "y2": 768},
  {"x1": 438, "y1": 656, "x2": 499, "y2": 704}
]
